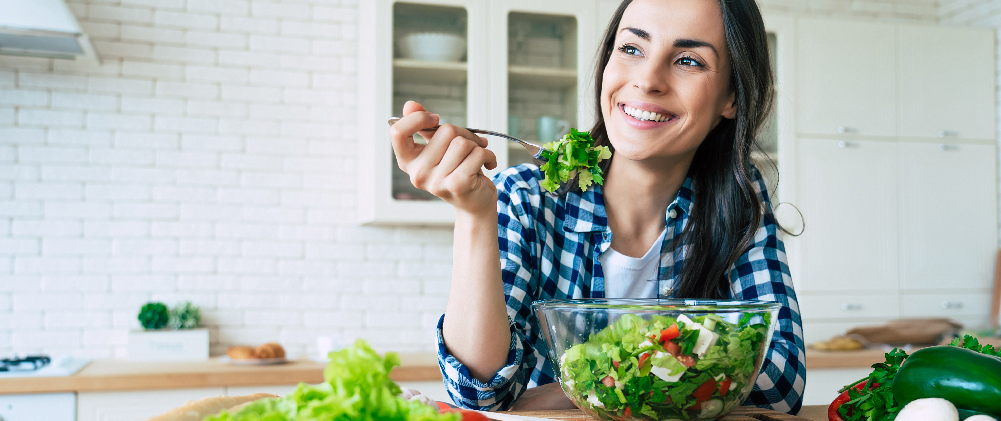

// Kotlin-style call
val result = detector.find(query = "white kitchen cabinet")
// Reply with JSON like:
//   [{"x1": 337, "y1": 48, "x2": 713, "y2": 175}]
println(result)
[
  {"x1": 77, "y1": 388, "x2": 226, "y2": 421},
  {"x1": 897, "y1": 141, "x2": 998, "y2": 292},
  {"x1": 897, "y1": 25, "x2": 996, "y2": 141},
  {"x1": 796, "y1": 18, "x2": 897, "y2": 137},
  {"x1": 794, "y1": 138, "x2": 898, "y2": 293},
  {"x1": 0, "y1": 393, "x2": 75, "y2": 421},
  {"x1": 359, "y1": 0, "x2": 597, "y2": 225}
]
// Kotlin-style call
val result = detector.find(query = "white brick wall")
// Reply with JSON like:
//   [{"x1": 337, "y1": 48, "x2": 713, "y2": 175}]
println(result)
[
  {"x1": 939, "y1": 0, "x2": 1001, "y2": 244},
  {"x1": 0, "y1": 0, "x2": 970, "y2": 360}
]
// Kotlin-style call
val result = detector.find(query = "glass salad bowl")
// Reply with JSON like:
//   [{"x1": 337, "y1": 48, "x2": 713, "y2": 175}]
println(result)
[{"x1": 533, "y1": 299, "x2": 780, "y2": 421}]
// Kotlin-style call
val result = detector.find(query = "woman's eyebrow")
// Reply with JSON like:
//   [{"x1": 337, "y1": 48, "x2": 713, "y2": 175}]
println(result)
[
  {"x1": 674, "y1": 38, "x2": 719, "y2": 59},
  {"x1": 620, "y1": 27, "x2": 651, "y2": 41}
]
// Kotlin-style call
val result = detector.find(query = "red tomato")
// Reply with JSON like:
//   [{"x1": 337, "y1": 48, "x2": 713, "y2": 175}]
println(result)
[
  {"x1": 602, "y1": 375, "x2": 616, "y2": 388},
  {"x1": 692, "y1": 379, "x2": 718, "y2": 402},
  {"x1": 828, "y1": 380, "x2": 878, "y2": 421},
  {"x1": 623, "y1": 406, "x2": 631, "y2": 417},
  {"x1": 439, "y1": 407, "x2": 490, "y2": 421},
  {"x1": 612, "y1": 360, "x2": 620, "y2": 370},
  {"x1": 664, "y1": 341, "x2": 680, "y2": 356},
  {"x1": 659, "y1": 324, "x2": 680, "y2": 342},
  {"x1": 719, "y1": 378, "x2": 732, "y2": 397},
  {"x1": 638, "y1": 352, "x2": 650, "y2": 368},
  {"x1": 677, "y1": 354, "x2": 695, "y2": 367}
]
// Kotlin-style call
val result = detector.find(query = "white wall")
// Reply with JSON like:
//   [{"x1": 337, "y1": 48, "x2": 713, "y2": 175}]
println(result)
[
  {"x1": 0, "y1": 0, "x2": 970, "y2": 360},
  {"x1": 939, "y1": 0, "x2": 1001, "y2": 243}
]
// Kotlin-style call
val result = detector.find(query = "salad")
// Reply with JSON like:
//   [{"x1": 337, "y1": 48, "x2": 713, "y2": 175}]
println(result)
[
  {"x1": 558, "y1": 313, "x2": 771, "y2": 420},
  {"x1": 539, "y1": 129, "x2": 612, "y2": 193}
]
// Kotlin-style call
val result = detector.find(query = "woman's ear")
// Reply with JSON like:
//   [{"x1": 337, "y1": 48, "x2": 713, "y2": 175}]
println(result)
[{"x1": 721, "y1": 90, "x2": 737, "y2": 120}]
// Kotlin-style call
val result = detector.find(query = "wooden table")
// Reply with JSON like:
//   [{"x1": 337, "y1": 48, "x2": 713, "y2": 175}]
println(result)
[{"x1": 508, "y1": 407, "x2": 812, "y2": 420}]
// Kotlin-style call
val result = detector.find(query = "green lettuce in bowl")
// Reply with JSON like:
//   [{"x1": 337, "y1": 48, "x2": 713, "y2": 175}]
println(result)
[{"x1": 534, "y1": 299, "x2": 779, "y2": 421}]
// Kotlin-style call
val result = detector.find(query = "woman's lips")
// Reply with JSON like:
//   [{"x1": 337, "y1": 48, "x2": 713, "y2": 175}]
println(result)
[{"x1": 618, "y1": 104, "x2": 677, "y2": 129}]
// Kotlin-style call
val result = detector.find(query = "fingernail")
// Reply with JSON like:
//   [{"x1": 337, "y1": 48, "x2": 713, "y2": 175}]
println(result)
[{"x1": 431, "y1": 113, "x2": 440, "y2": 121}]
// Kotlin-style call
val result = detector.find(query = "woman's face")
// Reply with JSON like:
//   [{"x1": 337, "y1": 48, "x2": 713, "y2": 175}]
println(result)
[{"x1": 600, "y1": 0, "x2": 736, "y2": 164}]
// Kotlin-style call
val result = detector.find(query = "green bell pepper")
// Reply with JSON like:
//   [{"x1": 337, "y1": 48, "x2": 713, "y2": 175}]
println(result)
[{"x1": 892, "y1": 346, "x2": 1001, "y2": 417}]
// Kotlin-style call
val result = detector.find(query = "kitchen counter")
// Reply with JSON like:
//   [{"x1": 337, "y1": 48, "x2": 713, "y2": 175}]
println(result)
[
  {"x1": 0, "y1": 353, "x2": 440, "y2": 394},
  {"x1": 0, "y1": 348, "x2": 893, "y2": 395}
]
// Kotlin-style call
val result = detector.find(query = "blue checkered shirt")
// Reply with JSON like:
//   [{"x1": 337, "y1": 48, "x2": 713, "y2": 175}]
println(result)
[{"x1": 436, "y1": 164, "x2": 806, "y2": 414}]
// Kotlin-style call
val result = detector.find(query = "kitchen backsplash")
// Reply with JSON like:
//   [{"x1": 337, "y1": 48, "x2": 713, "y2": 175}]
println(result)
[{"x1": 0, "y1": 0, "x2": 994, "y2": 360}]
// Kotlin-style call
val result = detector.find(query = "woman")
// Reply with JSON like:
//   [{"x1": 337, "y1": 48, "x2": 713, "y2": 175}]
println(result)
[{"x1": 388, "y1": 0, "x2": 805, "y2": 414}]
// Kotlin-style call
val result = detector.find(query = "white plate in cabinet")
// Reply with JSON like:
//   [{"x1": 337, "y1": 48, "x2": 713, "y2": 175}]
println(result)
[
  {"x1": 796, "y1": 18, "x2": 896, "y2": 137},
  {"x1": 900, "y1": 292, "x2": 990, "y2": 319},
  {"x1": 798, "y1": 293, "x2": 900, "y2": 320},
  {"x1": 898, "y1": 142, "x2": 998, "y2": 291},
  {"x1": 897, "y1": 25, "x2": 996, "y2": 140},
  {"x1": 794, "y1": 138, "x2": 898, "y2": 292}
]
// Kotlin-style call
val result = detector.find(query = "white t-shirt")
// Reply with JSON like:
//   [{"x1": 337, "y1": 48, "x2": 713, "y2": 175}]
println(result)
[{"x1": 600, "y1": 229, "x2": 667, "y2": 298}]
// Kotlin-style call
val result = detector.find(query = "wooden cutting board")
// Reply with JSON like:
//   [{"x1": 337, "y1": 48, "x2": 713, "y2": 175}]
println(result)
[{"x1": 507, "y1": 407, "x2": 811, "y2": 420}]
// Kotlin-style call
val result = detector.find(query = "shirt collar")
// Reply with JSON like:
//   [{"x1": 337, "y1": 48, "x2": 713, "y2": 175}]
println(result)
[{"x1": 562, "y1": 176, "x2": 694, "y2": 233}]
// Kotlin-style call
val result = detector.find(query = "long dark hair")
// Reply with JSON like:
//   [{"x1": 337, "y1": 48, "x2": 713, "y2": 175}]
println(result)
[{"x1": 590, "y1": 0, "x2": 775, "y2": 299}]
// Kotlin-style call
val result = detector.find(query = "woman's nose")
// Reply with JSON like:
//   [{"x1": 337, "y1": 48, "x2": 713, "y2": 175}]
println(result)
[{"x1": 632, "y1": 61, "x2": 669, "y2": 94}]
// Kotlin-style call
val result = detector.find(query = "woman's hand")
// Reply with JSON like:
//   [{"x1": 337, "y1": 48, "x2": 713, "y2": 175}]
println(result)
[
  {"x1": 508, "y1": 383, "x2": 576, "y2": 411},
  {"x1": 389, "y1": 101, "x2": 498, "y2": 217}
]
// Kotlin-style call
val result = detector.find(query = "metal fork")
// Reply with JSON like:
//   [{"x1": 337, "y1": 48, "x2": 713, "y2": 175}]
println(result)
[{"x1": 387, "y1": 117, "x2": 545, "y2": 161}]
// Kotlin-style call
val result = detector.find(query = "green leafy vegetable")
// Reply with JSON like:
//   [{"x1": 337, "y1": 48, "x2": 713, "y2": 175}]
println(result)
[
  {"x1": 169, "y1": 301, "x2": 201, "y2": 330},
  {"x1": 204, "y1": 339, "x2": 459, "y2": 421},
  {"x1": 538, "y1": 129, "x2": 612, "y2": 193},
  {"x1": 138, "y1": 302, "x2": 169, "y2": 330},
  {"x1": 559, "y1": 313, "x2": 770, "y2": 420},
  {"x1": 837, "y1": 348, "x2": 907, "y2": 421}
]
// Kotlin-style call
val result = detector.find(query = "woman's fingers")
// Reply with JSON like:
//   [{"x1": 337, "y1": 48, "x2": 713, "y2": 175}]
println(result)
[{"x1": 389, "y1": 110, "x2": 438, "y2": 167}]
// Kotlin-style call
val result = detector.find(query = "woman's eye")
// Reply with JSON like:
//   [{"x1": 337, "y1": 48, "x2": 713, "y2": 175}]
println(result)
[
  {"x1": 617, "y1": 45, "x2": 641, "y2": 56},
  {"x1": 678, "y1": 56, "x2": 704, "y2": 67}
]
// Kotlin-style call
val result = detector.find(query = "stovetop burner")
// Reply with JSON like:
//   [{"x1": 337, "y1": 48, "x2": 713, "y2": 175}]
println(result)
[{"x1": 0, "y1": 355, "x2": 52, "y2": 372}]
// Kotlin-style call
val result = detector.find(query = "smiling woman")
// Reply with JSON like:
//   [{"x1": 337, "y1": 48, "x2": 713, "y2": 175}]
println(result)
[{"x1": 386, "y1": 0, "x2": 803, "y2": 416}]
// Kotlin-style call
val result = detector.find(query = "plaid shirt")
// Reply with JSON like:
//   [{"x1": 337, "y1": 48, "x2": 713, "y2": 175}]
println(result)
[{"x1": 436, "y1": 164, "x2": 806, "y2": 414}]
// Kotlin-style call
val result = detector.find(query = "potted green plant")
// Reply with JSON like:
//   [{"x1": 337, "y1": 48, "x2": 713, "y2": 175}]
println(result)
[{"x1": 128, "y1": 301, "x2": 209, "y2": 361}]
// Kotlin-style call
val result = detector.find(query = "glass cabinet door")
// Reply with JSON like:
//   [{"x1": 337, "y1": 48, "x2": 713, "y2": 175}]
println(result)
[
  {"x1": 390, "y1": 3, "x2": 468, "y2": 202},
  {"x1": 506, "y1": 12, "x2": 578, "y2": 168}
]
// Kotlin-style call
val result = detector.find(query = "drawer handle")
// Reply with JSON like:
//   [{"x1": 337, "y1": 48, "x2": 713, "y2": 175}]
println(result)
[
  {"x1": 941, "y1": 301, "x2": 963, "y2": 309},
  {"x1": 938, "y1": 144, "x2": 959, "y2": 152},
  {"x1": 938, "y1": 130, "x2": 959, "y2": 138},
  {"x1": 837, "y1": 141, "x2": 859, "y2": 149},
  {"x1": 837, "y1": 126, "x2": 858, "y2": 134},
  {"x1": 841, "y1": 303, "x2": 863, "y2": 311}
]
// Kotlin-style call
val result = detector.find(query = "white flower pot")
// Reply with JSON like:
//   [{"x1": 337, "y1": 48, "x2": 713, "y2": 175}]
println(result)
[{"x1": 127, "y1": 328, "x2": 209, "y2": 361}]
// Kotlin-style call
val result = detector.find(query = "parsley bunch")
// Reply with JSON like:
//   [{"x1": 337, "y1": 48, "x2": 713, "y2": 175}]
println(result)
[
  {"x1": 838, "y1": 348, "x2": 907, "y2": 421},
  {"x1": 538, "y1": 129, "x2": 612, "y2": 193}
]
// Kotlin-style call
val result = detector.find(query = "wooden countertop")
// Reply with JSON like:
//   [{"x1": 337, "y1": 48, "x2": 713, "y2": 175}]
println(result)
[
  {"x1": 509, "y1": 407, "x2": 812, "y2": 420},
  {"x1": 0, "y1": 347, "x2": 901, "y2": 395},
  {"x1": 0, "y1": 353, "x2": 441, "y2": 394}
]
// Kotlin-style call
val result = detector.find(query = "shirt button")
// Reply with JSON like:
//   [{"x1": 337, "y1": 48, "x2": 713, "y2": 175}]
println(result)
[{"x1": 669, "y1": 209, "x2": 677, "y2": 219}]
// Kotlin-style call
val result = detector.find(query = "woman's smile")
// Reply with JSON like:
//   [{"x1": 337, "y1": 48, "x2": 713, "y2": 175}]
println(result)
[{"x1": 618, "y1": 102, "x2": 679, "y2": 130}]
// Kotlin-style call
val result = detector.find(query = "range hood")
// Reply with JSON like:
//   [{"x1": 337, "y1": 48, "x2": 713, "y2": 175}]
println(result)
[{"x1": 0, "y1": 0, "x2": 99, "y2": 61}]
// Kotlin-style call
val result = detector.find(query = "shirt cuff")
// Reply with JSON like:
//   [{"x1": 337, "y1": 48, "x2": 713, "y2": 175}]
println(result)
[{"x1": 435, "y1": 314, "x2": 524, "y2": 399}]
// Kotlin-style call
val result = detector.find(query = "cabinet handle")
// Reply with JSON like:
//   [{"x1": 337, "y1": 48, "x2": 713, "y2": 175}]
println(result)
[
  {"x1": 841, "y1": 303, "x2": 863, "y2": 311},
  {"x1": 938, "y1": 144, "x2": 959, "y2": 152},
  {"x1": 836, "y1": 126, "x2": 858, "y2": 134},
  {"x1": 837, "y1": 141, "x2": 858, "y2": 149},
  {"x1": 938, "y1": 130, "x2": 959, "y2": 138},
  {"x1": 941, "y1": 301, "x2": 963, "y2": 309}
]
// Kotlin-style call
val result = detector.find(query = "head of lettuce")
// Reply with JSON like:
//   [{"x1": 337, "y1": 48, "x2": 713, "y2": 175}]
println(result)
[{"x1": 204, "y1": 339, "x2": 460, "y2": 421}]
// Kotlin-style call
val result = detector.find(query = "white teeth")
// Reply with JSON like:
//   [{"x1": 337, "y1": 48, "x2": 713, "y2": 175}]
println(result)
[{"x1": 623, "y1": 105, "x2": 670, "y2": 122}]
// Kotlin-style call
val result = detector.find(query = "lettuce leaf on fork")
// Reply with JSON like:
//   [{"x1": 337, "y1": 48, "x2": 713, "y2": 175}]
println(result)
[{"x1": 539, "y1": 129, "x2": 612, "y2": 193}]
